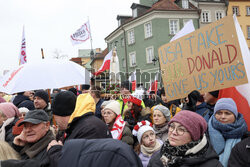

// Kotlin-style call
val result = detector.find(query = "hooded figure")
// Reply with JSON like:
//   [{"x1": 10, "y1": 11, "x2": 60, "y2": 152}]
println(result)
[{"x1": 48, "y1": 92, "x2": 112, "y2": 167}]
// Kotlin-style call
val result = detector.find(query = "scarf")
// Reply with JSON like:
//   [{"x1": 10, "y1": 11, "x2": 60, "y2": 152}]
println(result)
[
  {"x1": 208, "y1": 113, "x2": 247, "y2": 155},
  {"x1": 160, "y1": 135, "x2": 208, "y2": 167},
  {"x1": 141, "y1": 139, "x2": 162, "y2": 156},
  {"x1": 153, "y1": 123, "x2": 168, "y2": 140},
  {"x1": 21, "y1": 130, "x2": 55, "y2": 158},
  {"x1": 110, "y1": 115, "x2": 125, "y2": 140}
]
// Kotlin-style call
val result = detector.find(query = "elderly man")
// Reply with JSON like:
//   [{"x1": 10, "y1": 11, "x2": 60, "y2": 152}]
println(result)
[{"x1": 10, "y1": 109, "x2": 55, "y2": 166}]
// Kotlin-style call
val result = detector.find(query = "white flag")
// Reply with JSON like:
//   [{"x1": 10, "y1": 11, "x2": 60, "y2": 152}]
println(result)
[
  {"x1": 170, "y1": 20, "x2": 195, "y2": 42},
  {"x1": 70, "y1": 21, "x2": 91, "y2": 45},
  {"x1": 19, "y1": 26, "x2": 27, "y2": 65}
]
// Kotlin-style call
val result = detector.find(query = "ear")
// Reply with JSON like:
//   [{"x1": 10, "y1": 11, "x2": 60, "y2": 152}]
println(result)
[{"x1": 45, "y1": 121, "x2": 50, "y2": 129}]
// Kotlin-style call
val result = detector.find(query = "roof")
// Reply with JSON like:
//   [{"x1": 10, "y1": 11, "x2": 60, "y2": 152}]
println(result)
[
  {"x1": 147, "y1": 0, "x2": 182, "y2": 12},
  {"x1": 105, "y1": 0, "x2": 199, "y2": 41}
]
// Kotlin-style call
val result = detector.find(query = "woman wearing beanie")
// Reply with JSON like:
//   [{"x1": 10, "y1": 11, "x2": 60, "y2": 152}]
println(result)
[
  {"x1": 0, "y1": 102, "x2": 21, "y2": 144},
  {"x1": 148, "y1": 110, "x2": 223, "y2": 167},
  {"x1": 133, "y1": 120, "x2": 162, "y2": 167},
  {"x1": 153, "y1": 105, "x2": 170, "y2": 142},
  {"x1": 103, "y1": 101, "x2": 134, "y2": 147},
  {"x1": 124, "y1": 95, "x2": 151, "y2": 130},
  {"x1": 208, "y1": 98, "x2": 247, "y2": 167}
]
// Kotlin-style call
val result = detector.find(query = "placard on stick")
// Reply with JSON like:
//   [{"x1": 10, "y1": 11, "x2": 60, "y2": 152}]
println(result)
[{"x1": 158, "y1": 16, "x2": 248, "y2": 101}]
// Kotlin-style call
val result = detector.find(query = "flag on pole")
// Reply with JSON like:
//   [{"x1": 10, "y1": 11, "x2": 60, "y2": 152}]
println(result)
[
  {"x1": 70, "y1": 21, "x2": 91, "y2": 45},
  {"x1": 148, "y1": 73, "x2": 159, "y2": 93},
  {"x1": 218, "y1": 15, "x2": 250, "y2": 130},
  {"x1": 93, "y1": 49, "x2": 113, "y2": 76},
  {"x1": 19, "y1": 26, "x2": 27, "y2": 65},
  {"x1": 129, "y1": 71, "x2": 136, "y2": 91}
]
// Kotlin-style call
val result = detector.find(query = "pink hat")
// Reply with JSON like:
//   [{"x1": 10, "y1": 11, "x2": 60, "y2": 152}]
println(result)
[
  {"x1": 0, "y1": 102, "x2": 20, "y2": 118},
  {"x1": 169, "y1": 110, "x2": 207, "y2": 141}
]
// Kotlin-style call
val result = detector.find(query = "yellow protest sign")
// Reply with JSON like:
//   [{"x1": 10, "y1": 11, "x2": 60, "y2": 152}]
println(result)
[{"x1": 158, "y1": 16, "x2": 248, "y2": 101}]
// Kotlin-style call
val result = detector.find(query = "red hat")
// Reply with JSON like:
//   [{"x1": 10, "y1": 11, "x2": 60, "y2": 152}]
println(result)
[
  {"x1": 127, "y1": 95, "x2": 142, "y2": 106},
  {"x1": 12, "y1": 118, "x2": 24, "y2": 136}
]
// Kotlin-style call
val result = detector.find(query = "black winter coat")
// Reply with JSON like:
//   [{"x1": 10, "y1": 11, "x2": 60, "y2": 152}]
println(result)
[
  {"x1": 228, "y1": 136, "x2": 250, "y2": 167},
  {"x1": 58, "y1": 138, "x2": 143, "y2": 167},
  {"x1": 48, "y1": 112, "x2": 112, "y2": 167},
  {"x1": 148, "y1": 142, "x2": 222, "y2": 167}
]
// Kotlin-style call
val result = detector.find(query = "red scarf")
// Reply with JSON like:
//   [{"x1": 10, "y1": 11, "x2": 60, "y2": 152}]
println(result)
[{"x1": 110, "y1": 115, "x2": 125, "y2": 140}]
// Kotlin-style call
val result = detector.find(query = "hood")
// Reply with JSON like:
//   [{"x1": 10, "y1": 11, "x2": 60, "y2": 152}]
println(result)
[{"x1": 68, "y1": 93, "x2": 95, "y2": 125}]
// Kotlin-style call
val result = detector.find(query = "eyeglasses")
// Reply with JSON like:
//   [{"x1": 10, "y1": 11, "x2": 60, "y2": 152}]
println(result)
[
  {"x1": 102, "y1": 111, "x2": 114, "y2": 116},
  {"x1": 168, "y1": 123, "x2": 188, "y2": 136}
]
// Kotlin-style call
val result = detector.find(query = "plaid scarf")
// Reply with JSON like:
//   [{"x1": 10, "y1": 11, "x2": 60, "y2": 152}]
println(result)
[{"x1": 160, "y1": 138, "x2": 207, "y2": 167}]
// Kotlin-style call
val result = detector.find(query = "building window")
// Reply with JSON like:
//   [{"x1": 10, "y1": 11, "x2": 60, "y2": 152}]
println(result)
[
  {"x1": 146, "y1": 46, "x2": 154, "y2": 64},
  {"x1": 247, "y1": 7, "x2": 250, "y2": 16},
  {"x1": 127, "y1": 29, "x2": 135, "y2": 45},
  {"x1": 201, "y1": 11, "x2": 211, "y2": 23},
  {"x1": 169, "y1": 19, "x2": 179, "y2": 35},
  {"x1": 129, "y1": 52, "x2": 136, "y2": 67},
  {"x1": 183, "y1": 19, "x2": 191, "y2": 26},
  {"x1": 144, "y1": 22, "x2": 152, "y2": 38},
  {"x1": 132, "y1": 8, "x2": 137, "y2": 18},
  {"x1": 215, "y1": 11, "x2": 224, "y2": 21},
  {"x1": 248, "y1": 26, "x2": 250, "y2": 39},
  {"x1": 232, "y1": 6, "x2": 240, "y2": 16},
  {"x1": 182, "y1": 0, "x2": 189, "y2": 9},
  {"x1": 122, "y1": 58, "x2": 126, "y2": 68}
]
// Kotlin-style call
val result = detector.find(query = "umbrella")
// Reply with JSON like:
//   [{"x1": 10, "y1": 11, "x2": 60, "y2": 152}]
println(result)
[{"x1": 0, "y1": 59, "x2": 91, "y2": 94}]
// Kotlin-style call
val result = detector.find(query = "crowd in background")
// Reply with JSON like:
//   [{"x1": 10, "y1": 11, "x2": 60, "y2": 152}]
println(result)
[{"x1": 0, "y1": 80, "x2": 249, "y2": 167}]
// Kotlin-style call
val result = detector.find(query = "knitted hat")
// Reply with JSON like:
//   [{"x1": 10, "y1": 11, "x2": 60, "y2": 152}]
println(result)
[
  {"x1": 52, "y1": 91, "x2": 77, "y2": 116},
  {"x1": 132, "y1": 120, "x2": 155, "y2": 143},
  {"x1": 18, "y1": 107, "x2": 29, "y2": 114},
  {"x1": 34, "y1": 90, "x2": 49, "y2": 104},
  {"x1": 103, "y1": 101, "x2": 120, "y2": 115},
  {"x1": 68, "y1": 88, "x2": 77, "y2": 96},
  {"x1": 214, "y1": 98, "x2": 238, "y2": 118},
  {"x1": 127, "y1": 95, "x2": 142, "y2": 106},
  {"x1": 153, "y1": 105, "x2": 171, "y2": 121},
  {"x1": 169, "y1": 110, "x2": 207, "y2": 141},
  {"x1": 0, "y1": 102, "x2": 20, "y2": 118},
  {"x1": 209, "y1": 90, "x2": 219, "y2": 98}
]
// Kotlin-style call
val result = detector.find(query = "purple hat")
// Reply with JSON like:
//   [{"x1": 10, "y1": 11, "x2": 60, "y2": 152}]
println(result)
[
  {"x1": 214, "y1": 98, "x2": 238, "y2": 118},
  {"x1": 168, "y1": 110, "x2": 207, "y2": 141}
]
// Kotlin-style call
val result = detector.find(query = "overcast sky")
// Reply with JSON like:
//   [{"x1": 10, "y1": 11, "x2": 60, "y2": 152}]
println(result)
[{"x1": 0, "y1": 0, "x2": 139, "y2": 76}]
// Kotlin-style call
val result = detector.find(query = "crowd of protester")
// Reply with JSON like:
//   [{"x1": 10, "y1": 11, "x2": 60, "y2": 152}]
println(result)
[{"x1": 0, "y1": 80, "x2": 249, "y2": 167}]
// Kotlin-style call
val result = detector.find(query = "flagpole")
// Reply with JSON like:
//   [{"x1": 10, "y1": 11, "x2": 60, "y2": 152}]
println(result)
[
  {"x1": 88, "y1": 17, "x2": 94, "y2": 59},
  {"x1": 41, "y1": 48, "x2": 45, "y2": 59}
]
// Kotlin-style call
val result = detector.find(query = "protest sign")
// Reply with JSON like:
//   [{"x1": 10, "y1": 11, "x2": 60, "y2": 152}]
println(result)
[{"x1": 158, "y1": 16, "x2": 248, "y2": 101}]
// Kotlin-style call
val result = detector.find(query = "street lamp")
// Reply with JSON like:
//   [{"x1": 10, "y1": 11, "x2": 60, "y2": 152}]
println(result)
[
  {"x1": 90, "y1": 49, "x2": 94, "y2": 60},
  {"x1": 152, "y1": 57, "x2": 158, "y2": 66}
]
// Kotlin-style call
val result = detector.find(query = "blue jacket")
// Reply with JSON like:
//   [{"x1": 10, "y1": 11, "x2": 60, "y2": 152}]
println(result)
[{"x1": 196, "y1": 102, "x2": 214, "y2": 122}]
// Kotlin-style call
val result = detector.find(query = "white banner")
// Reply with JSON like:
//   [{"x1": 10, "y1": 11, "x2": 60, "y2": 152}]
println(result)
[
  {"x1": 19, "y1": 26, "x2": 27, "y2": 65},
  {"x1": 70, "y1": 21, "x2": 91, "y2": 45}
]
